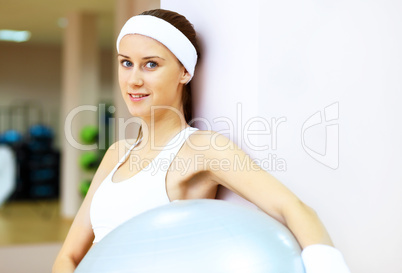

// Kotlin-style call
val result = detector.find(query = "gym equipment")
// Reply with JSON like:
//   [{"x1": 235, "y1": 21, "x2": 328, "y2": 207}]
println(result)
[
  {"x1": 76, "y1": 199, "x2": 305, "y2": 273},
  {"x1": 27, "y1": 124, "x2": 54, "y2": 152},
  {"x1": 79, "y1": 152, "x2": 99, "y2": 171},
  {"x1": 27, "y1": 150, "x2": 60, "y2": 199},
  {"x1": 29, "y1": 124, "x2": 53, "y2": 139},
  {"x1": 1, "y1": 101, "x2": 60, "y2": 200},
  {"x1": 80, "y1": 125, "x2": 99, "y2": 145},
  {"x1": 2, "y1": 130, "x2": 23, "y2": 144},
  {"x1": 0, "y1": 146, "x2": 16, "y2": 207},
  {"x1": 79, "y1": 179, "x2": 91, "y2": 197},
  {"x1": 78, "y1": 107, "x2": 112, "y2": 196}
]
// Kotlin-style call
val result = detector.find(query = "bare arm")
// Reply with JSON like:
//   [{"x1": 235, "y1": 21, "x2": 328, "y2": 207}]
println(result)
[
  {"x1": 52, "y1": 140, "x2": 128, "y2": 273},
  {"x1": 194, "y1": 132, "x2": 333, "y2": 249}
]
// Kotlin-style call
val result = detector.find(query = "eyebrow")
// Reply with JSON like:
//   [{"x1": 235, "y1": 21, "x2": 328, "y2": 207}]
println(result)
[
  {"x1": 117, "y1": 54, "x2": 130, "y2": 58},
  {"x1": 117, "y1": 54, "x2": 165, "y2": 60},
  {"x1": 143, "y1": 56, "x2": 165, "y2": 60}
]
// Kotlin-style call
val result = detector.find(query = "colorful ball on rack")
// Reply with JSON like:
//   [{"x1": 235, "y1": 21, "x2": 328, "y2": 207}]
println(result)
[
  {"x1": 80, "y1": 125, "x2": 99, "y2": 145},
  {"x1": 2, "y1": 130, "x2": 23, "y2": 144},
  {"x1": 79, "y1": 179, "x2": 91, "y2": 197},
  {"x1": 79, "y1": 152, "x2": 99, "y2": 170},
  {"x1": 29, "y1": 124, "x2": 53, "y2": 139}
]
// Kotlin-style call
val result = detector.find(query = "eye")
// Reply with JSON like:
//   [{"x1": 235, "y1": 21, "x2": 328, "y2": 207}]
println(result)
[
  {"x1": 145, "y1": 61, "x2": 158, "y2": 69},
  {"x1": 121, "y1": 60, "x2": 133, "y2": 68}
]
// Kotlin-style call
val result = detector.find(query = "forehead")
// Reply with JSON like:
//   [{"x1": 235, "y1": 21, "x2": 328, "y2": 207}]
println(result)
[{"x1": 119, "y1": 34, "x2": 173, "y2": 57}]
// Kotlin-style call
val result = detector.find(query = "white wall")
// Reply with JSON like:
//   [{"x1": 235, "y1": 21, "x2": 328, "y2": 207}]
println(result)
[{"x1": 162, "y1": 0, "x2": 402, "y2": 272}]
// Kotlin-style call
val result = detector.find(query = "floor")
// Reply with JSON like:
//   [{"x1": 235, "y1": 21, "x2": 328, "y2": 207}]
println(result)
[
  {"x1": 0, "y1": 242, "x2": 63, "y2": 273},
  {"x1": 0, "y1": 199, "x2": 73, "y2": 246},
  {"x1": 0, "y1": 200, "x2": 73, "y2": 272}
]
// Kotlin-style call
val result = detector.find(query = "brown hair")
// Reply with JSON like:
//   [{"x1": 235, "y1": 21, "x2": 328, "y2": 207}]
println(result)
[{"x1": 140, "y1": 9, "x2": 200, "y2": 124}]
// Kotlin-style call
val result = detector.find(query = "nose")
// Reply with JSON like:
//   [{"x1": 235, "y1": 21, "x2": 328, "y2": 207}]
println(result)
[{"x1": 127, "y1": 67, "x2": 144, "y2": 87}]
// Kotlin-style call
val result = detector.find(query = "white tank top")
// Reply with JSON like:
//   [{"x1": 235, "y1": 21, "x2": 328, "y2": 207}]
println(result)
[{"x1": 90, "y1": 127, "x2": 199, "y2": 243}]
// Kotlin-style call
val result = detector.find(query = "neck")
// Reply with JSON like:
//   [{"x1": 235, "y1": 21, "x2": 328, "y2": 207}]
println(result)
[{"x1": 138, "y1": 107, "x2": 189, "y2": 149}]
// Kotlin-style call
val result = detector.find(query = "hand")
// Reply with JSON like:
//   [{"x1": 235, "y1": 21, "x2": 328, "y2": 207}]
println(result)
[{"x1": 302, "y1": 244, "x2": 351, "y2": 273}]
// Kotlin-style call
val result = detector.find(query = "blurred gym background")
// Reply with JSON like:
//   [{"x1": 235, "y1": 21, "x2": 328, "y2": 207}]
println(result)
[{"x1": 0, "y1": 0, "x2": 159, "y2": 272}]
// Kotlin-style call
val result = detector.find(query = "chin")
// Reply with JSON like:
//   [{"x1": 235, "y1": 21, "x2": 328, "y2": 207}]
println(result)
[
  {"x1": 127, "y1": 108, "x2": 145, "y2": 118},
  {"x1": 125, "y1": 106, "x2": 149, "y2": 119}
]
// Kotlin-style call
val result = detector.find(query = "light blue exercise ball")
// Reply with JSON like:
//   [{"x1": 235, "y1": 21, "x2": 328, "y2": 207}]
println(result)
[{"x1": 76, "y1": 199, "x2": 305, "y2": 273}]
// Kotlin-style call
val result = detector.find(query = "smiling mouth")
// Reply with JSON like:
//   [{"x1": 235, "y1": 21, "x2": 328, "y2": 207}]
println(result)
[{"x1": 130, "y1": 94, "x2": 149, "y2": 98}]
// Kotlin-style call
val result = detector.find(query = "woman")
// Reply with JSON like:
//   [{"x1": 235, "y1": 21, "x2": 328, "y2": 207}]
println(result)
[{"x1": 53, "y1": 9, "x2": 350, "y2": 273}]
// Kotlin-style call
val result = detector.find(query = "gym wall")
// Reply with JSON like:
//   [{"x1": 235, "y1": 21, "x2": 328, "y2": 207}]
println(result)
[
  {"x1": 162, "y1": 0, "x2": 402, "y2": 272},
  {"x1": 0, "y1": 42, "x2": 115, "y2": 148}
]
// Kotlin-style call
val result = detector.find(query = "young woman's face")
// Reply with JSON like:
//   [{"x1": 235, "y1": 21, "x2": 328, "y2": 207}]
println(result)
[{"x1": 118, "y1": 34, "x2": 190, "y2": 120}]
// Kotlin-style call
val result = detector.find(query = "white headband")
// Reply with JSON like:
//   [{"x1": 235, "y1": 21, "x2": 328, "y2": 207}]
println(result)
[{"x1": 117, "y1": 15, "x2": 198, "y2": 82}]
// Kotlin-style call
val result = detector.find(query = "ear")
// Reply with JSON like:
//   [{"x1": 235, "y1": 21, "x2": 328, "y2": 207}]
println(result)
[{"x1": 179, "y1": 68, "x2": 192, "y2": 84}]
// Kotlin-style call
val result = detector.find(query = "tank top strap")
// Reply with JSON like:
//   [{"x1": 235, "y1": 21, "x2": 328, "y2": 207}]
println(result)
[
  {"x1": 152, "y1": 127, "x2": 198, "y2": 172},
  {"x1": 110, "y1": 127, "x2": 198, "y2": 177},
  {"x1": 163, "y1": 126, "x2": 198, "y2": 152},
  {"x1": 110, "y1": 137, "x2": 143, "y2": 173}
]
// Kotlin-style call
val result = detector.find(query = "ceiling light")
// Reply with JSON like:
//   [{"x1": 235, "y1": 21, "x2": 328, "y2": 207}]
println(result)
[{"x1": 0, "y1": 30, "x2": 31, "y2": 42}]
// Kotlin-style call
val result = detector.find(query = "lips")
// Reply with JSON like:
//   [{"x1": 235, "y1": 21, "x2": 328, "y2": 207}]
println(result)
[{"x1": 128, "y1": 93, "x2": 150, "y2": 101}]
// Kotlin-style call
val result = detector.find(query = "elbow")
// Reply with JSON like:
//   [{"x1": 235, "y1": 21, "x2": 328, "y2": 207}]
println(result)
[
  {"x1": 281, "y1": 199, "x2": 318, "y2": 225},
  {"x1": 282, "y1": 200, "x2": 334, "y2": 247},
  {"x1": 299, "y1": 201, "x2": 318, "y2": 217},
  {"x1": 52, "y1": 255, "x2": 78, "y2": 273}
]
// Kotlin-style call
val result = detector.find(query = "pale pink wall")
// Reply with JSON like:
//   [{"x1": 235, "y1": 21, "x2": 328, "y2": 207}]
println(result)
[
  {"x1": 162, "y1": 0, "x2": 402, "y2": 272},
  {"x1": 258, "y1": 2, "x2": 402, "y2": 272}
]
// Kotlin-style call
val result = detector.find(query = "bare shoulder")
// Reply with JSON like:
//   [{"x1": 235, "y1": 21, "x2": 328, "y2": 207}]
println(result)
[
  {"x1": 105, "y1": 138, "x2": 138, "y2": 163},
  {"x1": 186, "y1": 129, "x2": 257, "y2": 175},
  {"x1": 183, "y1": 129, "x2": 250, "y2": 175},
  {"x1": 88, "y1": 138, "x2": 136, "y2": 190},
  {"x1": 187, "y1": 129, "x2": 238, "y2": 152},
  {"x1": 98, "y1": 139, "x2": 131, "y2": 170}
]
